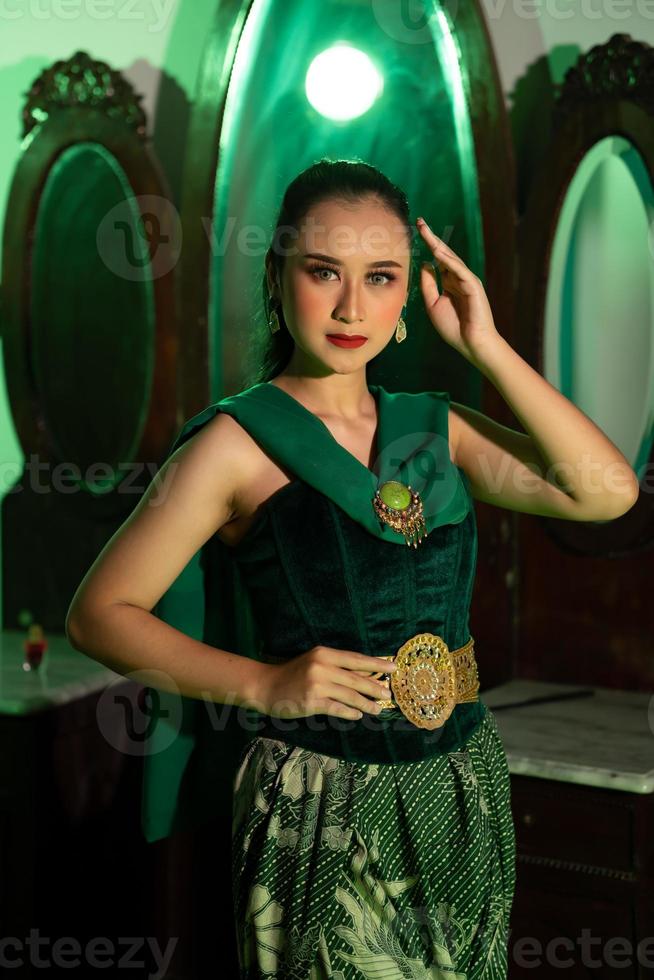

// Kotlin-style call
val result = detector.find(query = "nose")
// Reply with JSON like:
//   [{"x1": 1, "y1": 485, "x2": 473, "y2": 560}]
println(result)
[{"x1": 333, "y1": 286, "x2": 365, "y2": 324}]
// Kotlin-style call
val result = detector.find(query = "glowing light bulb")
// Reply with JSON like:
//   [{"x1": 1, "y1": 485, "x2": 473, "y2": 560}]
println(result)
[{"x1": 305, "y1": 44, "x2": 383, "y2": 121}]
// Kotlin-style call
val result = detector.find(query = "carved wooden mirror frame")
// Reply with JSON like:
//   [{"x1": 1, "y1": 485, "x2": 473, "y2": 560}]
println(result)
[
  {"x1": 1, "y1": 50, "x2": 179, "y2": 522},
  {"x1": 0, "y1": 51, "x2": 181, "y2": 628},
  {"x1": 517, "y1": 33, "x2": 654, "y2": 557}
]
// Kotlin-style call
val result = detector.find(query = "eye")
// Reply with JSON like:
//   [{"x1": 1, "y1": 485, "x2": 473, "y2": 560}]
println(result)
[
  {"x1": 307, "y1": 263, "x2": 397, "y2": 285},
  {"x1": 310, "y1": 265, "x2": 338, "y2": 282}
]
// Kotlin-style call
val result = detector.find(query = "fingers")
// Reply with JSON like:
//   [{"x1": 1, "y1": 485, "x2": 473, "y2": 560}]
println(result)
[
  {"x1": 416, "y1": 217, "x2": 470, "y2": 279},
  {"x1": 321, "y1": 683, "x2": 384, "y2": 715},
  {"x1": 312, "y1": 650, "x2": 394, "y2": 713},
  {"x1": 313, "y1": 699, "x2": 364, "y2": 721},
  {"x1": 338, "y1": 669, "x2": 392, "y2": 701},
  {"x1": 416, "y1": 216, "x2": 454, "y2": 255},
  {"x1": 333, "y1": 651, "x2": 397, "y2": 674},
  {"x1": 310, "y1": 668, "x2": 390, "y2": 715},
  {"x1": 421, "y1": 262, "x2": 440, "y2": 304}
]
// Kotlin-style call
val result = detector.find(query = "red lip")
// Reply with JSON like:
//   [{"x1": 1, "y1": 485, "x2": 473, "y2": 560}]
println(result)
[{"x1": 326, "y1": 334, "x2": 367, "y2": 348}]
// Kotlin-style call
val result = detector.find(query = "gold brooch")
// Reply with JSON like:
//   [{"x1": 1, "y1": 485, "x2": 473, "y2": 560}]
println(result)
[{"x1": 372, "y1": 479, "x2": 427, "y2": 548}]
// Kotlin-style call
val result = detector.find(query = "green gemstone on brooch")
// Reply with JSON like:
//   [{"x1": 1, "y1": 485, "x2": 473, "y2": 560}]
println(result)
[
  {"x1": 372, "y1": 478, "x2": 428, "y2": 548},
  {"x1": 378, "y1": 480, "x2": 411, "y2": 511}
]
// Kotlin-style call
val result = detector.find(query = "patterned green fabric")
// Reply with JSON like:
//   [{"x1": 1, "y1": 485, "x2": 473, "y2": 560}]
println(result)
[{"x1": 232, "y1": 706, "x2": 516, "y2": 978}]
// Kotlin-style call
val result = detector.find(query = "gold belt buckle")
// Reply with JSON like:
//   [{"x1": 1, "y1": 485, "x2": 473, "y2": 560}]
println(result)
[{"x1": 372, "y1": 633, "x2": 478, "y2": 731}]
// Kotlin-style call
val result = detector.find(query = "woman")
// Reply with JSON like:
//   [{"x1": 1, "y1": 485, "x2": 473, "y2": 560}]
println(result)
[{"x1": 67, "y1": 159, "x2": 639, "y2": 978}]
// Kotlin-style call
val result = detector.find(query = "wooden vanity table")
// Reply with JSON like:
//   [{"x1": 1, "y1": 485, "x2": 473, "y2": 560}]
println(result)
[
  {"x1": 0, "y1": 631, "x2": 155, "y2": 977},
  {"x1": 483, "y1": 679, "x2": 654, "y2": 979}
]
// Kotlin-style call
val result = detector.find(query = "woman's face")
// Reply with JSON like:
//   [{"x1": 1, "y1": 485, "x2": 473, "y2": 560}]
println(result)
[{"x1": 269, "y1": 197, "x2": 411, "y2": 375}]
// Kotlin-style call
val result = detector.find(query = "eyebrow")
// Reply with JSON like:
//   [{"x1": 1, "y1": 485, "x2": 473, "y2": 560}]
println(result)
[{"x1": 302, "y1": 252, "x2": 404, "y2": 269}]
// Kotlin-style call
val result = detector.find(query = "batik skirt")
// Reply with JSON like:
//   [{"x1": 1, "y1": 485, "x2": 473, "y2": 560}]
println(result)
[{"x1": 231, "y1": 704, "x2": 516, "y2": 979}]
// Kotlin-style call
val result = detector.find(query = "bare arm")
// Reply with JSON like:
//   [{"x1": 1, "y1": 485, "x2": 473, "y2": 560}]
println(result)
[
  {"x1": 449, "y1": 341, "x2": 639, "y2": 521},
  {"x1": 67, "y1": 602, "x2": 267, "y2": 706},
  {"x1": 65, "y1": 413, "x2": 268, "y2": 708},
  {"x1": 460, "y1": 335, "x2": 640, "y2": 521}
]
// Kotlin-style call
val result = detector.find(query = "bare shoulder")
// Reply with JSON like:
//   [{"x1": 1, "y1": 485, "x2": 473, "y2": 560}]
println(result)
[{"x1": 172, "y1": 410, "x2": 258, "y2": 515}]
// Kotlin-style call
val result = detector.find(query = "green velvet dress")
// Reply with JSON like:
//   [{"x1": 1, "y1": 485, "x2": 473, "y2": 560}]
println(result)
[{"x1": 141, "y1": 381, "x2": 516, "y2": 979}]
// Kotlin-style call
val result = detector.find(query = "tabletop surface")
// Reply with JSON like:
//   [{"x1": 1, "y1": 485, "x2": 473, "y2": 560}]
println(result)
[
  {"x1": 483, "y1": 678, "x2": 654, "y2": 794},
  {"x1": 0, "y1": 630, "x2": 119, "y2": 715}
]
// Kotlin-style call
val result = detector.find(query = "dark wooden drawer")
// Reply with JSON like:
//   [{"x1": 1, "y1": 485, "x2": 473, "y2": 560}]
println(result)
[{"x1": 511, "y1": 776, "x2": 634, "y2": 874}]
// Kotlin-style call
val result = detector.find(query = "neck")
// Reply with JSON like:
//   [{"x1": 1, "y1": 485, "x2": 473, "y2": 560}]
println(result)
[{"x1": 268, "y1": 370, "x2": 374, "y2": 423}]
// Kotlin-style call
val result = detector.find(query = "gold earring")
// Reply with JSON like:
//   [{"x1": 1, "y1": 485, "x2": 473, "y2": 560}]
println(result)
[
  {"x1": 268, "y1": 299, "x2": 281, "y2": 334},
  {"x1": 395, "y1": 306, "x2": 407, "y2": 343}
]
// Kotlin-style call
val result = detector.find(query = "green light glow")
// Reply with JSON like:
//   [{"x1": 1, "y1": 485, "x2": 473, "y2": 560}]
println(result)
[
  {"x1": 545, "y1": 136, "x2": 654, "y2": 473},
  {"x1": 305, "y1": 43, "x2": 383, "y2": 121}
]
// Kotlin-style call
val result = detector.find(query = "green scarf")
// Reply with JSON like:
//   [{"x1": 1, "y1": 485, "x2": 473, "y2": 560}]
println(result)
[{"x1": 141, "y1": 382, "x2": 471, "y2": 843}]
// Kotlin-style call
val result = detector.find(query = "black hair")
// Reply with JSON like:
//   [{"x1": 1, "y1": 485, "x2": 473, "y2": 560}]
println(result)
[{"x1": 243, "y1": 157, "x2": 418, "y2": 387}]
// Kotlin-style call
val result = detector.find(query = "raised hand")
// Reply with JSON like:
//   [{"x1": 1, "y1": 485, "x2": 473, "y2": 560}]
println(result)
[{"x1": 417, "y1": 216, "x2": 501, "y2": 364}]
